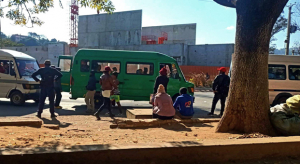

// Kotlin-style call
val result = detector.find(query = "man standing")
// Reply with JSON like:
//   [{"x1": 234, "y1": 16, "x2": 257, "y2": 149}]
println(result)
[
  {"x1": 94, "y1": 66, "x2": 116, "y2": 120},
  {"x1": 54, "y1": 67, "x2": 63, "y2": 109},
  {"x1": 208, "y1": 67, "x2": 230, "y2": 117},
  {"x1": 32, "y1": 60, "x2": 62, "y2": 118}
]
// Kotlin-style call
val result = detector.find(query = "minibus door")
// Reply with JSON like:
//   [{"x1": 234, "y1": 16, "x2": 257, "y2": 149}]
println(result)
[
  {"x1": 121, "y1": 61, "x2": 156, "y2": 100},
  {"x1": 58, "y1": 56, "x2": 73, "y2": 92}
]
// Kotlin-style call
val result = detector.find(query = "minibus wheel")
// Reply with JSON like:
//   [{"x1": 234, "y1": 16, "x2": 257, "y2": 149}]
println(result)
[{"x1": 10, "y1": 91, "x2": 25, "y2": 106}]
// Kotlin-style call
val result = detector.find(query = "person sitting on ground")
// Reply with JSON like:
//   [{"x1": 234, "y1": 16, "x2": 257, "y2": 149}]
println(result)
[
  {"x1": 153, "y1": 84, "x2": 175, "y2": 120},
  {"x1": 173, "y1": 87, "x2": 194, "y2": 119},
  {"x1": 110, "y1": 72, "x2": 122, "y2": 115}
]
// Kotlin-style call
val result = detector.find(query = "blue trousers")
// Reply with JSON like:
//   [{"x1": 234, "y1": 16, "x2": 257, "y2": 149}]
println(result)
[{"x1": 38, "y1": 87, "x2": 55, "y2": 115}]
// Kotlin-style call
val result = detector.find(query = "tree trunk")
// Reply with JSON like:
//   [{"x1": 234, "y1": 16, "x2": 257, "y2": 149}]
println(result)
[{"x1": 216, "y1": 0, "x2": 289, "y2": 135}]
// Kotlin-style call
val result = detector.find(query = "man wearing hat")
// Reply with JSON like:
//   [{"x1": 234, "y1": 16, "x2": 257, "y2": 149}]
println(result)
[
  {"x1": 208, "y1": 67, "x2": 230, "y2": 117},
  {"x1": 94, "y1": 66, "x2": 117, "y2": 120},
  {"x1": 32, "y1": 60, "x2": 63, "y2": 118}
]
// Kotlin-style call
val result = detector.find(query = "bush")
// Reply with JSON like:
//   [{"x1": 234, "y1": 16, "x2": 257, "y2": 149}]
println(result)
[{"x1": 189, "y1": 72, "x2": 215, "y2": 87}]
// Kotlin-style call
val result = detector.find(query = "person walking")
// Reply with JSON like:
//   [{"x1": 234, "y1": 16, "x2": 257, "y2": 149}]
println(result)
[
  {"x1": 85, "y1": 70, "x2": 98, "y2": 113},
  {"x1": 153, "y1": 67, "x2": 169, "y2": 94},
  {"x1": 94, "y1": 66, "x2": 117, "y2": 120},
  {"x1": 32, "y1": 60, "x2": 62, "y2": 118},
  {"x1": 54, "y1": 67, "x2": 63, "y2": 109},
  {"x1": 208, "y1": 67, "x2": 230, "y2": 117}
]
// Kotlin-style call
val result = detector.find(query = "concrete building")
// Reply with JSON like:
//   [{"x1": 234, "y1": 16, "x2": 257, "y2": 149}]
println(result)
[
  {"x1": 142, "y1": 24, "x2": 196, "y2": 45},
  {"x1": 11, "y1": 34, "x2": 28, "y2": 43},
  {"x1": 79, "y1": 10, "x2": 142, "y2": 47},
  {"x1": 73, "y1": 10, "x2": 234, "y2": 67}
]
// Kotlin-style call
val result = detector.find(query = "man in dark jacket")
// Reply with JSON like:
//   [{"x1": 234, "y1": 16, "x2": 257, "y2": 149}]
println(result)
[
  {"x1": 54, "y1": 67, "x2": 63, "y2": 109},
  {"x1": 153, "y1": 67, "x2": 169, "y2": 94},
  {"x1": 85, "y1": 70, "x2": 98, "y2": 113},
  {"x1": 32, "y1": 60, "x2": 63, "y2": 118},
  {"x1": 208, "y1": 67, "x2": 230, "y2": 117}
]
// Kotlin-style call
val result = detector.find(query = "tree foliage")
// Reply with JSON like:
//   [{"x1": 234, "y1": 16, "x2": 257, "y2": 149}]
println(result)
[
  {"x1": 1, "y1": 0, "x2": 115, "y2": 27},
  {"x1": 1, "y1": 38, "x2": 24, "y2": 47},
  {"x1": 270, "y1": 14, "x2": 288, "y2": 54}
]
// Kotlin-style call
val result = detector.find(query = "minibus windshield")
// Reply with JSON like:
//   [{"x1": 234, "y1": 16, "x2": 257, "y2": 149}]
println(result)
[{"x1": 16, "y1": 59, "x2": 39, "y2": 77}]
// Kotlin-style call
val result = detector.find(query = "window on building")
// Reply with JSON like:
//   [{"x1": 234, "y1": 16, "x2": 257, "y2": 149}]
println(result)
[
  {"x1": 36, "y1": 48, "x2": 38, "y2": 51},
  {"x1": 289, "y1": 65, "x2": 300, "y2": 80},
  {"x1": 126, "y1": 63, "x2": 154, "y2": 75},
  {"x1": 268, "y1": 64, "x2": 286, "y2": 80},
  {"x1": 80, "y1": 60, "x2": 90, "y2": 72},
  {"x1": 59, "y1": 59, "x2": 72, "y2": 72},
  {"x1": 26, "y1": 48, "x2": 27, "y2": 51}
]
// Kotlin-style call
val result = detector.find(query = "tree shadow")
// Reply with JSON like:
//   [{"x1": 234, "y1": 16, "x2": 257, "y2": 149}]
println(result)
[{"x1": 41, "y1": 117, "x2": 72, "y2": 128}]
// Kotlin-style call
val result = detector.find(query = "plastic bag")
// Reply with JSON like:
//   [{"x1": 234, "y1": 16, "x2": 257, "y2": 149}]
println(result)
[{"x1": 286, "y1": 95, "x2": 300, "y2": 114}]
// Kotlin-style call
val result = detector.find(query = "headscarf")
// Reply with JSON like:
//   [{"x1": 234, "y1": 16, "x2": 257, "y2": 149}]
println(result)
[
  {"x1": 159, "y1": 67, "x2": 167, "y2": 76},
  {"x1": 157, "y1": 84, "x2": 166, "y2": 94}
]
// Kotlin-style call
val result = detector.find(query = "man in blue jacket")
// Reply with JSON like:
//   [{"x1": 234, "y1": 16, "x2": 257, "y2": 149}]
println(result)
[
  {"x1": 173, "y1": 87, "x2": 194, "y2": 119},
  {"x1": 32, "y1": 60, "x2": 62, "y2": 118}
]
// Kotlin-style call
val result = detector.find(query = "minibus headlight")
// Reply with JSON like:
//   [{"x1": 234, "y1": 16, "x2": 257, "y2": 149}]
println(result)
[
  {"x1": 188, "y1": 87, "x2": 194, "y2": 93},
  {"x1": 22, "y1": 84, "x2": 40, "y2": 89}
]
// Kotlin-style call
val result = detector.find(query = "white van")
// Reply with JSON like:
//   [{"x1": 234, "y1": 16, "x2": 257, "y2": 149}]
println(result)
[
  {"x1": 0, "y1": 49, "x2": 40, "y2": 105},
  {"x1": 229, "y1": 55, "x2": 300, "y2": 106}
]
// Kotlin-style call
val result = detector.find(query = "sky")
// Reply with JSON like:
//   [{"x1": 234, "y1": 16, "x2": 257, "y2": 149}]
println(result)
[{"x1": 1, "y1": 0, "x2": 299, "y2": 49}]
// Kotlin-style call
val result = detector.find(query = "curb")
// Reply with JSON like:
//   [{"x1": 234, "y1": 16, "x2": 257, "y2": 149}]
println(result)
[{"x1": 2, "y1": 137, "x2": 300, "y2": 163}]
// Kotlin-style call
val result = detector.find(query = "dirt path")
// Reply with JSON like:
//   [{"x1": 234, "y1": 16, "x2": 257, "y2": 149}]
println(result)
[{"x1": 0, "y1": 116, "x2": 242, "y2": 148}]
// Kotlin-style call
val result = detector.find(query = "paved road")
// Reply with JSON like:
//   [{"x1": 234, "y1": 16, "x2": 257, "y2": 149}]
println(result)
[{"x1": 0, "y1": 92, "x2": 221, "y2": 118}]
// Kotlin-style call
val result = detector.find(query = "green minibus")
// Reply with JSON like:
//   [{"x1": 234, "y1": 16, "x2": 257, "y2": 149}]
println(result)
[{"x1": 58, "y1": 49, "x2": 194, "y2": 105}]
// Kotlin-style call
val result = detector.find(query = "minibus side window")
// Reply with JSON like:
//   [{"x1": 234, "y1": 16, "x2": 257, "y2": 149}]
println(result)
[
  {"x1": 126, "y1": 63, "x2": 154, "y2": 75},
  {"x1": 0, "y1": 60, "x2": 10, "y2": 75},
  {"x1": 160, "y1": 63, "x2": 180, "y2": 79},
  {"x1": 59, "y1": 59, "x2": 72, "y2": 72},
  {"x1": 288, "y1": 65, "x2": 300, "y2": 80},
  {"x1": 268, "y1": 64, "x2": 286, "y2": 80},
  {"x1": 80, "y1": 60, "x2": 90, "y2": 72},
  {"x1": 92, "y1": 61, "x2": 120, "y2": 73}
]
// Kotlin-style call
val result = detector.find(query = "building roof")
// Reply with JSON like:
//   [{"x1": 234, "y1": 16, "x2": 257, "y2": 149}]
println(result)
[{"x1": 0, "y1": 49, "x2": 35, "y2": 60}]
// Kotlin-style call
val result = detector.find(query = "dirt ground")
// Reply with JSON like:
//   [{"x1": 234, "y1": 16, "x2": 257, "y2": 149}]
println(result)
[{"x1": 0, "y1": 116, "x2": 242, "y2": 148}]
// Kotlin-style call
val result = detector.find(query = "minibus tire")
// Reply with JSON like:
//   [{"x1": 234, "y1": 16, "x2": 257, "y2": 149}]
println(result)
[{"x1": 10, "y1": 91, "x2": 25, "y2": 106}]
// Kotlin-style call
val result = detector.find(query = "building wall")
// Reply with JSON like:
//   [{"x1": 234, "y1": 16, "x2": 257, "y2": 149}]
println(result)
[
  {"x1": 188, "y1": 44, "x2": 234, "y2": 67},
  {"x1": 70, "y1": 44, "x2": 188, "y2": 65},
  {"x1": 5, "y1": 46, "x2": 48, "y2": 64},
  {"x1": 142, "y1": 24, "x2": 196, "y2": 45},
  {"x1": 5, "y1": 42, "x2": 69, "y2": 66},
  {"x1": 78, "y1": 10, "x2": 142, "y2": 48},
  {"x1": 70, "y1": 43, "x2": 234, "y2": 67}
]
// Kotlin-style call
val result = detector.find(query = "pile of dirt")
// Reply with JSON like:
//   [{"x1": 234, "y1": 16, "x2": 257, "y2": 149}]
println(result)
[{"x1": 229, "y1": 133, "x2": 270, "y2": 139}]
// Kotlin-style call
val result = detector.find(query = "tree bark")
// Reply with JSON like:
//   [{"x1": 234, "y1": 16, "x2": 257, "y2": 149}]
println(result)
[{"x1": 216, "y1": 0, "x2": 289, "y2": 135}]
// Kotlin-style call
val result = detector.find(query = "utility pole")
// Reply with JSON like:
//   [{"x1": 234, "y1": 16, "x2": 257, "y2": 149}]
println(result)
[
  {"x1": 285, "y1": 4, "x2": 296, "y2": 56},
  {"x1": 0, "y1": 0, "x2": 2, "y2": 49}
]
